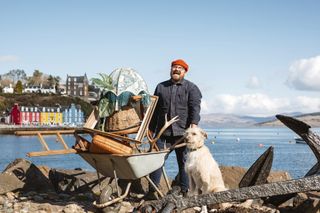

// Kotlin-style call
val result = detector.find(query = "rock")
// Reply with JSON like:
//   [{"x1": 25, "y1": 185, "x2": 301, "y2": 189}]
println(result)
[
  {"x1": 2, "y1": 158, "x2": 54, "y2": 193},
  {"x1": 47, "y1": 167, "x2": 172, "y2": 197},
  {"x1": 118, "y1": 201, "x2": 134, "y2": 213},
  {"x1": 288, "y1": 198, "x2": 320, "y2": 213},
  {"x1": 0, "y1": 173, "x2": 24, "y2": 194},
  {"x1": 49, "y1": 168, "x2": 109, "y2": 194},
  {"x1": 5, "y1": 192, "x2": 16, "y2": 200},
  {"x1": 0, "y1": 195, "x2": 5, "y2": 205},
  {"x1": 59, "y1": 193, "x2": 71, "y2": 200},
  {"x1": 220, "y1": 166, "x2": 291, "y2": 190},
  {"x1": 267, "y1": 171, "x2": 292, "y2": 183},
  {"x1": 63, "y1": 203, "x2": 85, "y2": 213},
  {"x1": 38, "y1": 203, "x2": 57, "y2": 212},
  {"x1": 33, "y1": 195, "x2": 44, "y2": 202},
  {"x1": 220, "y1": 166, "x2": 247, "y2": 189}
]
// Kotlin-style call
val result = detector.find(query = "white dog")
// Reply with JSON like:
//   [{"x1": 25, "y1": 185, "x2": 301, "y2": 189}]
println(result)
[{"x1": 184, "y1": 127, "x2": 228, "y2": 212}]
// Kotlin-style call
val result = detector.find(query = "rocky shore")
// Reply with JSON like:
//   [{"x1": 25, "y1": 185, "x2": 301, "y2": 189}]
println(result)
[{"x1": 1, "y1": 158, "x2": 320, "y2": 213}]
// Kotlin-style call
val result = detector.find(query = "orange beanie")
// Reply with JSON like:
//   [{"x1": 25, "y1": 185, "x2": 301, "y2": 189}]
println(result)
[{"x1": 171, "y1": 59, "x2": 189, "y2": 72}]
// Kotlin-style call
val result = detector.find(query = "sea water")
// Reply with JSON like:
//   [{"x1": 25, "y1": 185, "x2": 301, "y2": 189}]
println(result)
[{"x1": 0, "y1": 127, "x2": 317, "y2": 179}]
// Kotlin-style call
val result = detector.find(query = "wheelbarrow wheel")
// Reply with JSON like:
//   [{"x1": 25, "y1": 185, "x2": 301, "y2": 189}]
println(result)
[{"x1": 99, "y1": 185, "x2": 114, "y2": 204}]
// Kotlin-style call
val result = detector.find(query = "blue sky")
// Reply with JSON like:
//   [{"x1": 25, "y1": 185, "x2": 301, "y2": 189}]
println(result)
[{"x1": 1, "y1": 1, "x2": 320, "y2": 116}]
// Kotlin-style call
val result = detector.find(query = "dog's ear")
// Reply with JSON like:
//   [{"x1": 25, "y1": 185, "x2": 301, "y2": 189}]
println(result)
[{"x1": 201, "y1": 129, "x2": 208, "y2": 139}]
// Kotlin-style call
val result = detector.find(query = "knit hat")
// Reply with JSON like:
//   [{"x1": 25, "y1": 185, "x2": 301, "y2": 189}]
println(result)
[{"x1": 171, "y1": 59, "x2": 189, "y2": 72}]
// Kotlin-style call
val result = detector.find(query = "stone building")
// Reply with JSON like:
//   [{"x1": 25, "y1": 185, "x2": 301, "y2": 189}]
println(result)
[{"x1": 66, "y1": 74, "x2": 89, "y2": 97}]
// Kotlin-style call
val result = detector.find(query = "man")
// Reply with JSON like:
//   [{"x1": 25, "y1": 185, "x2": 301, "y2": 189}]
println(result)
[{"x1": 147, "y1": 59, "x2": 202, "y2": 199}]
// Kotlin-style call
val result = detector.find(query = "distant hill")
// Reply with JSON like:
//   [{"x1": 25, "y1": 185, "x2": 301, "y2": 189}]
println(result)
[
  {"x1": 257, "y1": 112, "x2": 320, "y2": 127},
  {"x1": 200, "y1": 112, "x2": 320, "y2": 128},
  {"x1": 200, "y1": 113, "x2": 274, "y2": 128}
]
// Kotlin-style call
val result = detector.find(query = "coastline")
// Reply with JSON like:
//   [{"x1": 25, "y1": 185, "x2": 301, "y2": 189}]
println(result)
[{"x1": 0, "y1": 124, "x2": 80, "y2": 135}]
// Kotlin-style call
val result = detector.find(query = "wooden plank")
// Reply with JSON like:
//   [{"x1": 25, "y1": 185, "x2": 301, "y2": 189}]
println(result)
[
  {"x1": 56, "y1": 132, "x2": 69, "y2": 149},
  {"x1": 239, "y1": 146, "x2": 273, "y2": 187},
  {"x1": 78, "y1": 128, "x2": 142, "y2": 144},
  {"x1": 37, "y1": 133, "x2": 50, "y2": 151},
  {"x1": 27, "y1": 149, "x2": 77, "y2": 157},
  {"x1": 74, "y1": 134, "x2": 91, "y2": 151},
  {"x1": 146, "y1": 175, "x2": 320, "y2": 211},
  {"x1": 135, "y1": 96, "x2": 158, "y2": 141},
  {"x1": 15, "y1": 130, "x2": 75, "y2": 136},
  {"x1": 83, "y1": 107, "x2": 99, "y2": 129}
]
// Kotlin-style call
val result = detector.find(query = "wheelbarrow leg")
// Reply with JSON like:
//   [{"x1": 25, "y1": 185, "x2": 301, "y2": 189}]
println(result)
[
  {"x1": 145, "y1": 176, "x2": 164, "y2": 198},
  {"x1": 94, "y1": 182, "x2": 132, "y2": 208},
  {"x1": 162, "y1": 167, "x2": 172, "y2": 191}
]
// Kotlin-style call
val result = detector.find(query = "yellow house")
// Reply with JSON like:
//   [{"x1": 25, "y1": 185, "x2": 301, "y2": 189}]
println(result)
[{"x1": 40, "y1": 107, "x2": 63, "y2": 125}]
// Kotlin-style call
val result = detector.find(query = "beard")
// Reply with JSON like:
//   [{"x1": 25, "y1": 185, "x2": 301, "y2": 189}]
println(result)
[{"x1": 172, "y1": 70, "x2": 181, "y2": 75}]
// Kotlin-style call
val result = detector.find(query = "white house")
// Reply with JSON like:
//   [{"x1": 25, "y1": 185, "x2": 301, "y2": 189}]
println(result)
[
  {"x1": 3, "y1": 84, "x2": 14, "y2": 93},
  {"x1": 23, "y1": 84, "x2": 56, "y2": 94}
]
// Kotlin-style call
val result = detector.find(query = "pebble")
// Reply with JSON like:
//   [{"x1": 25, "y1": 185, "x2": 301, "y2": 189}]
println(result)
[
  {"x1": 0, "y1": 196, "x2": 5, "y2": 205},
  {"x1": 6, "y1": 192, "x2": 16, "y2": 200},
  {"x1": 63, "y1": 203, "x2": 85, "y2": 213}
]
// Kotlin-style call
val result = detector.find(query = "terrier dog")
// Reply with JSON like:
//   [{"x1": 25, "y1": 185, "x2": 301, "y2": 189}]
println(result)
[{"x1": 184, "y1": 127, "x2": 228, "y2": 212}]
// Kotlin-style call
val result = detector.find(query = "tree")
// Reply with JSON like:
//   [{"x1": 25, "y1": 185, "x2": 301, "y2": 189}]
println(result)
[
  {"x1": 2, "y1": 69, "x2": 27, "y2": 84},
  {"x1": 46, "y1": 75, "x2": 61, "y2": 90},
  {"x1": 0, "y1": 78, "x2": 13, "y2": 87},
  {"x1": 54, "y1": 76, "x2": 61, "y2": 91},
  {"x1": 14, "y1": 80, "x2": 23, "y2": 94},
  {"x1": 28, "y1": 70, "x2": 43, "y2": 85}
]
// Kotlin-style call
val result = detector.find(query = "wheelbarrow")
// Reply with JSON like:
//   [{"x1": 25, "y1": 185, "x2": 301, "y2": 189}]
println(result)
[
  {"x1": 78, "y1": 150, "x2": 171, "y2": 208},
  {"x1": 72, "y1": 124, "x2": 185, "y2": 208}
]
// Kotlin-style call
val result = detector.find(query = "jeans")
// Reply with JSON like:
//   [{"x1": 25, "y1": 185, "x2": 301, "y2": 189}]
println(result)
[{"x1": 149, "y1": 136, "x2": 189, "y2": 192}]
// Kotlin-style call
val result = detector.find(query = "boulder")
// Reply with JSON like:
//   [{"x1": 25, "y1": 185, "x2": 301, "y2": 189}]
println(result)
[
  {"x1": 0, "y1": 173, "x2": 24, "y2": 194},
  {"x1": 1, "y1": 158, "x2": 54, "y2": 194},
  {"x1": 220, "y1": 166, "x2": 292, "y2": 190},
  {"x1": 49, "y1": 168, "x2": 110, "y2": 194},
  {"x1": 49, "y1": 167, "x2": 171, "y2": 197}
]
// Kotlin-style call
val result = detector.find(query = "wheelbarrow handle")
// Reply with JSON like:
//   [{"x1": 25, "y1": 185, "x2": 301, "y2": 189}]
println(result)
[
  {"x1": 165, "y1": 139, "x2": 186, "y2": 160},
  {"x1": 169, "y1": 136, "x2": 186, "y2": 151}
]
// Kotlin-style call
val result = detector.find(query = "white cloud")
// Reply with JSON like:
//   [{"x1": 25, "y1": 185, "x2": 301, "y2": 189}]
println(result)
[
  {"x1": 292, "y1": 96, "x2": 320, "y2": 113},
  {"x1": 202, "y1": 93, "x2": 320, "y2": 116},
  {"x1": 246, "y1": 76, "x2": 261, "y2": 89},
  {"x1": 0, "y1": 55, "x2": 18, "y2": 63},
  {"x1": 286, "y1": 55, "x2": 320, "y2": 91}
]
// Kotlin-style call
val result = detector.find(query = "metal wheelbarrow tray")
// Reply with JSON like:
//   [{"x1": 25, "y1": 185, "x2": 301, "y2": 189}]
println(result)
[{"x1": 78, "y1": 150, "x2": 169, "y2": 180}]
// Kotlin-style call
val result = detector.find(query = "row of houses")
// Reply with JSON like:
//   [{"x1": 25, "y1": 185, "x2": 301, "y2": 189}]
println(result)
[
  {"x1": 3, "y1": 84, "x2": 56, "y2": 94},
  {"x1": 1, "y1": 74, "x2": 101, "y2": 104},
  {"x1": 2, "y1": 74, "x2": 89, "y2": 95},
  {"x1": 9, "y1": 103, "x2": 85, "y2": 126}
]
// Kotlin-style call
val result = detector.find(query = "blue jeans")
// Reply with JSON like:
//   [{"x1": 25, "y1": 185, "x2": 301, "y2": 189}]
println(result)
[{"x1": 149, "y1": 136, "x2": 189, "y2": 192}]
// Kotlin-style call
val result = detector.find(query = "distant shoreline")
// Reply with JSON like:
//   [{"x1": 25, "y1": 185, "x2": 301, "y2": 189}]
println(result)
[{"x1": 0, "y1": 125, "x2": 79, "y2": 134}]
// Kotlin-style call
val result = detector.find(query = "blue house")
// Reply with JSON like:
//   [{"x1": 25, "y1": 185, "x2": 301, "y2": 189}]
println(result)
[{"x1": 62, "y1": 104, "x2": 85, "y2": 126}]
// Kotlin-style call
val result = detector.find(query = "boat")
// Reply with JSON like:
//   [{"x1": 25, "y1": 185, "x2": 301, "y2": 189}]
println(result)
[{"x1": 295, "y1": 137, "x2": 306, "y2": 144}]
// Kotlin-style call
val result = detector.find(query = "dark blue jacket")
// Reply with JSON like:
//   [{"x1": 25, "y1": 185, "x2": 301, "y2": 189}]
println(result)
[{"x1": 149, "y1": 78, "x2": 202, "y2": 136}]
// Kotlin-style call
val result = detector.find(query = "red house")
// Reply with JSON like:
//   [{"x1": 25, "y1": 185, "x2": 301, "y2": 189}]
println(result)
[{"x1": 11, "y1": 103, "x2": 21, "y2": 125}]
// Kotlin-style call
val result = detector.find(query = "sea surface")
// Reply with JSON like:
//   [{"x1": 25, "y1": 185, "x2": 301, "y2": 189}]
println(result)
[{"x1": 0, "y1": 127, "x2": 318, "y2": 179}]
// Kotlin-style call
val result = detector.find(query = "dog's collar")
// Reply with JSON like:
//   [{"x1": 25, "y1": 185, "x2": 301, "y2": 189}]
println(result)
[{"x1": 187, "y1": 146, "x2": 203, "y2": 152}]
